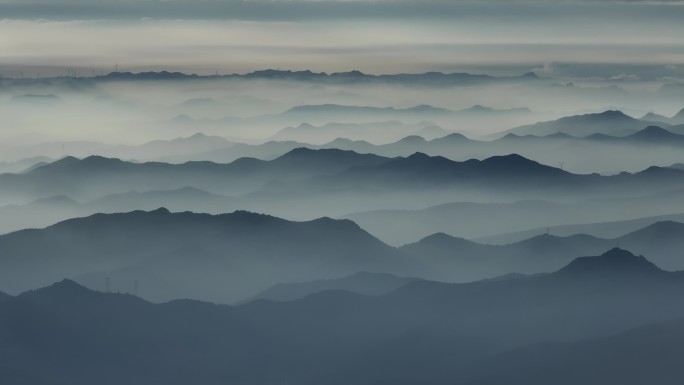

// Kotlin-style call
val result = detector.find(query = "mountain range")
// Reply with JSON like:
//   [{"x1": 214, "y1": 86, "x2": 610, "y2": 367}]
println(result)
[
  {"x1": 345, "y1": 188, "x2": 684, "y2": 244},
  {"x1": 498, "y1": 110, "x2": 672, "y2": 137},
  {"x1": 93, "y1": 69, "x2": 542, "y2": 86},
  {"x1": 166, "y1": 115, "x2": 684, "y2": 174},
  {"x1": 0, "y1": 148, "x2": 390, "y2": 202},
  {"x1": 400, "y1": 221, "x2": 684, "y2": 281},
  {"x1": 641, "y1": 107, "x2": 684, "y2": 125},
  {"x1": 0, "y1": 208, "x2": 414, "y2": 303},
  {"x1": 1, "y1": 207, "x2": 684, "y2": 302},
  {"x1": 2, "y1": 248, "x2": 684, "y2": 384},
  {"x1": 3, "y1": 149, "x2": 684, "y2": 223}
]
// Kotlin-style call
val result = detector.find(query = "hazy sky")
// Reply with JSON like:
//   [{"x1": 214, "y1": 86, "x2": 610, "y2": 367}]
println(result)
[{"x1": 1, "y1": 0, "x2": 683, "y2": 77}]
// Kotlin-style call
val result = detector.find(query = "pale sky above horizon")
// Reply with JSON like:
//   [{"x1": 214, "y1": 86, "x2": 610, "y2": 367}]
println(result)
[{"x1": 1, "y1": 0, "x2": 683, "y2": 78}]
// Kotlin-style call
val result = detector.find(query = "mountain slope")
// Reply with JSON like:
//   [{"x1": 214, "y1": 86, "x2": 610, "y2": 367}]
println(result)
[
  {"x1": 501, "y1": 110, "x2": 655, "y2": 137},
  {"x1": 244, "y1": 271, "x2": 420, "y2": 302},
  {"x1": 0, "y1": 209, "x2": 413, "y2": 303},
  {"x1": 2, "y1": 249, "x2": 684, "y2": 385},
  {"x1": 464, "y1": 317, "x2": 684, "y2": 385},
  {"x1": 399, "y1": 221, "x2": 684, "y2": 281},
  {"x1": 0, "y1": 148, "x2": 392, "y2": 201}
]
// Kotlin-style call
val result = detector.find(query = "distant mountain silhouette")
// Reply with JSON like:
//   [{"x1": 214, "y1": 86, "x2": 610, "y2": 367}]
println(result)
[
  {"x1": 641, "y1": 111, "x2": 672, "y2": 124},
  {"x1": 624, "y1": 125, "x2": 682, "y2": 142},
  {"x1": 244, "y1": 151, "x2": 684, "y2": 219},
  {"x1": 0, "y1": 134, "x2": 235, "y2": 164},
  {"x1": 583, "y1": 125, "x2": 684, "y2": 145},
  {"x1": 179, "y1": 97, "x2": 219, "y2": 107},
  {"x1": 237, "y1": 69, "x2": 532, "y2": 85},
  {"x1": 460, "y1": 105, "x2": 531, "y2": 114},
  {"x1": 500, "y1": 110, "x2": 656, "y2": 137},
  {"x1": 640, "y1": 107, "x2": 684, "y2": 126},
  {"x1": 282, "y1": 104, "x2": 453, "y2": 117},
  {"x1": 0, "y1": 148, "x2": 393, "y2": 201},
  {"x1": 101, "y1": 71, "x2": 198, "y2": 80},
  {"x1": 329, "y1": 153, "x2": 568, "y2": 185},
  {"x1": 87, "y1": 186, "x2": 234, "y2": 213},
  {"x1": 0, "y1": 156, "x2": 54, "y2": 174},
  {"x1": 154, "y1": 123, "x2": 684, "y2": 175},
  {"x1": 398, "y1": 221, "x2": 684, "y2": 281},
  {"x1": 672, "y1": 107, "x2": 684, "y2": 124},
  {"x1": 244, "y1": 271, "x2": 421, "y2": 303},
  {"x1": 270, "y1": 121, "x2": 446, "y2": 144},
  {"x1": 346, "y1": 180, "x2": 684, "y2": 246},
  {"x1": 81, "y1": 69, "x2": 544, "y2": 86},
  {"x1": 556, "y1": 248, "x2": 662, "y2": 277},
  {"x1": 10, "y1": 94, "x2": 63, "y2": 104}
]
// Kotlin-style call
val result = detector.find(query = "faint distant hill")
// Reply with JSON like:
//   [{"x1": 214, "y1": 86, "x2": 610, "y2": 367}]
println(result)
[
  {"x1": 233, "y1": 69, "x2": 538, "y2": 85},
  {"x1": 157, "y1": 122, "x2": 684, "y2": 174},
  {"x1": 499, "y1": 110, "x2": 657, "y2": 137},
  {"x1": 87, "y1": 186, "x2": 233, "y2": 213},
  {"x1": 478, "y1": 211, "x2": 684, "y2": 245},
  {"x1": 4, "y1": 248, "x2": 684, "y2": 385},
  {"x1": 100, "y1": 71, "x2": 199, "y2": 81},
  {"x1": 0, "y1": 156, "x2": 54, "y2": 174},
  {"x1": 10, "y1": 94, "x2": 63, "y2": 105},
  {"x1": 399, "y1": 221, "x2": 684, "y2": 280},
  {"x1": 459, "y1": 104, "x2": 531, "y2": 115},
  {"x1": 0, "y1": 186, "x2": 238, "y2": 236},
  {"x1": 0, "y1": 133, "x2": 235, "y2": 163},
  {"x1": 178, "y1": 97, "x2": 219, "y2": 107},
  {"x1": 244, "y1": 271, "x2": 421, "y2": 303},
  {"x1": 90, "y1": 69, "x2": 542, "y2": 86},
  {"x1": 584, "y1": 125, "x2": 684, "y2": 145},
  {"x1": 271, "y1": 121, "x2": 448, "y2": 144},
  {"x1": 641, "y1": 107, "x2": 684, "y2": 126},
  {"x1": 282, "y1": 104, "x2": 453, "y2": 117}
]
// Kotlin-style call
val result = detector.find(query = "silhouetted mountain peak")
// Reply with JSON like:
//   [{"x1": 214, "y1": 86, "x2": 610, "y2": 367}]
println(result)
[
  {"x1": 330, "y1": 70, "x2": 366, "y2": 77},
  {"x1": 464, "y1": 104, "x2": 493, "y2": 112},
  {"x1": 408, "y1": 104, "x2": 450, "y2": 113},
  {"x1": 557, "y1": 248, "x2": 662, "y2": 277},
  {"x1": 397, "y1": 135, "x2": 427, "y2": 144},
  {"x1": 36, "y1": 155, "x2": 130, "y2": 174},
  {"x1": 620, "y1": 220, "x2": 684, "y2": 240},
  {"x1": 21, "y1": 279, "x2": 92, "y2": 299},
  {"x1": 276, "y1": 147, "x2": 382, "y2": 165},
  {"x1": 479, "y1": 154, "x2": 561, "y2": 174},
  {"x1": 597, "y1": 109, "x2": 634, "y2": 120},
  {"x1": 433, "y1": 132, "x2": 470, "y2": 142},
  {"x1": 673, "y1": 107, "x2": 684, "y2": 119},
  {"x1": 187, "y1": 132, "x2": 210, "y2": 140},
  {"x1": 642, "y1": 112, "x2": 670, "y2": 121},
  {"x1": 28, "y1": 155, "x2": 89, "y2": 173},
  {"x1": 545, "y1": 132, "x2": 576, "y2": 139},
  {"x1": 103, "y1": 71, "x2": 197, "y2": 80},
  {"x1": 629, "y1": 126, "x2": 677, "y2": 139},
  {"x1": 415, "y1": 232, "x2": 480, "y2": 248},
  {"x1": 310, "y1": 217, "x2": 364, "y2": 232},
  {"x1": 150, "y1": 207, "x2": 171, "y2": 215},
  {"x1": 296, "y1": 122, "x2": 316, "y2": 129}
]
